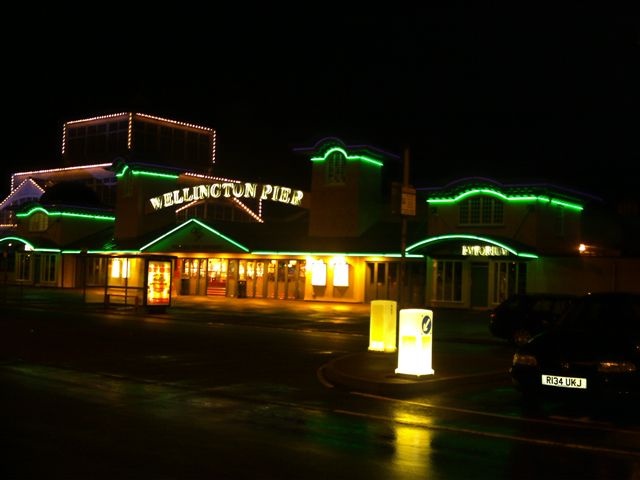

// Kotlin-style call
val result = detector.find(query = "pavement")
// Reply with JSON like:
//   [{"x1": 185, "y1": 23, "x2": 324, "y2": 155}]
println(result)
[{"x1": 1, "y1": 285, "x2": 508, "y2": 395}]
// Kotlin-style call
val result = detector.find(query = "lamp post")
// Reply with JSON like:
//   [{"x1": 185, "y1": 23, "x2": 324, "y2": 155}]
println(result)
[
  {"x1": 398, "y1": 146, "x2": 415, "y2": 310},
  {"x1": 81, "y1": 250, "x2": 87, "y2": 304}
]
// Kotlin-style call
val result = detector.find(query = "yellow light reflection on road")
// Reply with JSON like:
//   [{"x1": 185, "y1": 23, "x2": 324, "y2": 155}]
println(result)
[{"x1": 392, "y1": 411, "x2": 434, "y2": 474}]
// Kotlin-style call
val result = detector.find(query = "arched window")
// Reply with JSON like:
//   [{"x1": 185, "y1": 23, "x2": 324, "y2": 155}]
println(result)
[
  {"x1": 459, "y1": 196, "x2": 504, "y2": 225},
  {"x1": 325, "y1": 150, "x2": 346, "y2": 185},
  {"x1": 28, "y1": 212, "x2": 48, "y2": 232}
]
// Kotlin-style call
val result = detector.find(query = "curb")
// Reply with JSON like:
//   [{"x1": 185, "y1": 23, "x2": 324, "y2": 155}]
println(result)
[
  {"x1": 320, "y1": 351, "x2": 511, "y2": 396},
  {"x1": 320, "y1": 352, "x2": 439, "y2": 395}
]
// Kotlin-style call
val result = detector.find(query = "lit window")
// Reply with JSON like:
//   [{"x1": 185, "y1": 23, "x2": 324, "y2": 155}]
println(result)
[
  {"x1": 459, "y1": 196, "x2": 503, "y2": 226},
  {"x1": 28, "y1": 212, "x2": 48, "y2": 232},
  {"x1": 325, "y1": 151, "x2": 346, "y2": 185},
  {"x1": 433, "y1": 260, "x2": 462, "y2": 302},
  {"x1": 111, "y1": 258, "x2": 130, "y2": 279}
]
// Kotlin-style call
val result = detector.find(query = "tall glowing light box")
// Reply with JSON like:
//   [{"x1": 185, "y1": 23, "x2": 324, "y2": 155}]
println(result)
[
  {"x1": 395, "y1": 308, "x2": 434, "y2": 376},
  {"x1": 146, "y1": 259, "x2": 172, "y2": 306},
  {"x1": 368, "y1": 300, "x2": 397, "y2": 352},
  {"x1": 333, "y1": 261, "x2": 349, "y2": 287},
  {"x1": 311, "y1": 261, "x2": 327, "y2": 286}
]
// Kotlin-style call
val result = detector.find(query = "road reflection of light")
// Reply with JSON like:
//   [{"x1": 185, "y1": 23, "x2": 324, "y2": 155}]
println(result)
[{"x1": 392, "y1": 411, "x2": 434, "y2": 475}]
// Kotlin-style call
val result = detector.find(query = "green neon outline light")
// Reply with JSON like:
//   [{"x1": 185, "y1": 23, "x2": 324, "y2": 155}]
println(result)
[
  {"x1": 115, "y1": 164, "x2": 130, "y2": 178},
  {"x1": 115, "y1": 164, "x2": 179, "y2": 180},
  {"x1": 0, "y1": 235, "x2": 61, "y2": 253},
  {"x1": 252, "y1": 251, "x2": 423, "y2": 258},
  {"x1": 406, "y1": 234, "x2": 539, "y2": 259},
  {"x1": 140, "y1": 218, "x2": 249, "y2": 252},
  {"x1": 427, "y1": 188, "x2": 583, "y2": 211},
  {"x1": 549, "y1": 198, "x2": 582, "y2": 210},
  {"x1": 87, "y1": 249, "x2": 141, "y2": 254},
  {"x1": 87, "y1": 249, "x2": 142, "y2": 255},
  {"x1": 132, "y1": 170, "x2": 179, "y2": 179},
  {"x1": 16, "y1": 206, "x2": 115, "y2": 221},
  {"x1": 0, "y1": 236, "x2": 36, "y2": 250},
  {"x1": 310, "y1": 147, "x2": 383, "y2": 167}
]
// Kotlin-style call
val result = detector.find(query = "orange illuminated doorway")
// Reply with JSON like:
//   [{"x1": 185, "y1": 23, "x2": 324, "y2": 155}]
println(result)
[
  {"x1": 253, "y1": 261, "x2": 266, "y2": 298},
  {"x1": 262, "y1": 259, "x2": 303, "y2": 299},
  {"x1": 206, "y1": 258, "x2": 227, "y2": 296},
  {"x1": 242, "y1": 260, "x2": 264, "y2": 298},
  {"x1": 180, "y1": 258, "x2": 207, "y2": 295}
]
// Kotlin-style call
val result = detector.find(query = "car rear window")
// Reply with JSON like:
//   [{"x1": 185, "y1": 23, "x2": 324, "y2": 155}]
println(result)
[
  {"x1": 532, "y1": 299, "x2": 553, "y2": 313},
  {"x1": 560, "y1": 295, "x2": 640, "y2": 333}
]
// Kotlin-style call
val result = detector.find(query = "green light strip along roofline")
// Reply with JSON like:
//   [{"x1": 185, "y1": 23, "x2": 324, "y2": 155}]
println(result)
[
  {"x1": 16, "y1": 206, "x2": 115, "y2": 221},
  {"x1": 427, "y1": 188, "x2": 583, "y2": 212},
  {"x1": 0, "y1": 236, "x2": 36, "y2": 250},
  {"x1": 115, "y1": 164, "x2": 130, "y2": 178},
  {"x1": 544, "y1": 197, "x2": 584, "y2": 211},
  {"x1": 0, "y1": 235, "x2": 61, "y2": 252},
  {"x1": 140, "y1": 218, "x2": 250, "y2": 252},
  {"x1": 115, "y1": 164, "x2": 179, "y2": 180},
  {"x1": 87, "y1": 250, "x2": 141, "y2": 254},
  {"x1": 310, "y1": 147, "x2": 383, "y2": 167},
  {"x1": 252, "y1": 251, "x2": 423, "y2": 258},
  {"x1": 132, "y1": 170, "x2": 179, "y2": 179},
  {"x1": 406, "y1": 234, "x2": 539, "y2": 259}
]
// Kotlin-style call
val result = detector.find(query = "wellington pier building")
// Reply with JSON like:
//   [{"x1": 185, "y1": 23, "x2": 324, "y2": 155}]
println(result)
[{"x1": 1, "y1": 113, "x2": 638, "y2": 310}]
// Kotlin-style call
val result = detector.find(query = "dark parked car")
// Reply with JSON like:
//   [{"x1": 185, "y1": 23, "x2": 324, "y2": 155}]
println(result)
[
  {"x1": 488, "y1": 293, "x2": 576, "y2": 346},
  {"x1": 509, "y1": 292, "x2": 640, "y2": 401}
]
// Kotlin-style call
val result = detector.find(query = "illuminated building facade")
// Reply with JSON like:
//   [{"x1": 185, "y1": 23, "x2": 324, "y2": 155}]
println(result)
[
  {"x1": 62, "y1": 112, "x2": 217, "y2": 173},
  {"x1": 1, "y1": 113, "x2": 638, "y2": 309},
  {"x1": 409, "y1": 178, "x2": 640, "y2": 308}
]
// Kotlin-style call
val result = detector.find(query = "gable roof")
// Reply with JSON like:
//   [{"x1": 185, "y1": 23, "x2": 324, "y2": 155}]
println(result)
[
  {"x1": 0, "y1": 178, "x2": 45, "y2": 211},
  {"x1": 68, "y1": 212, "x2": 424, "y2": 258}
]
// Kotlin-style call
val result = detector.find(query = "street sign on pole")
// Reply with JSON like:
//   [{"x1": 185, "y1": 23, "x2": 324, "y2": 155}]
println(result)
[{"x1": 400, "y1": 186, "x2": 416, "y2": 216}]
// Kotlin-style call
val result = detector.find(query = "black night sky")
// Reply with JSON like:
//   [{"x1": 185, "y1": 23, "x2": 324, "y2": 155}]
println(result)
[{"x1": 5, "y1": 5, "x2": 639, "y2": 202}]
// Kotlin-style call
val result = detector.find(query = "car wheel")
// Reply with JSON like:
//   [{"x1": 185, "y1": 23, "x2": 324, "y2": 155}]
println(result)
[{"x1": 512, "y1": 329, "x2": 532, "y2": 347}]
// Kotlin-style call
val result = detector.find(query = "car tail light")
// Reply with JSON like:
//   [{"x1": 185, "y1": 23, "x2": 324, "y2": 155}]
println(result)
[
  {"x1": 597, "y1": 361, "x2": 637, "y2": 373},
  {"x1": 512, "y1": 352, "x2": 538, "y2": 367}
]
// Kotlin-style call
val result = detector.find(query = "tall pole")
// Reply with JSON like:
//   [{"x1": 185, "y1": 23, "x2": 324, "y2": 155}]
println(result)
[
  {"x1": 399, "y1": 146, "x2": 410, "y2": 309},
  {"x1": 82, "y1": 251, "x2": 87, "y2": 304}
]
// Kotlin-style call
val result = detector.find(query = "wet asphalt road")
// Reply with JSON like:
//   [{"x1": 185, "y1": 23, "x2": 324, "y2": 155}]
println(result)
[{"x1": 1, "y1": 294, "x2": 639, "y2": 479}]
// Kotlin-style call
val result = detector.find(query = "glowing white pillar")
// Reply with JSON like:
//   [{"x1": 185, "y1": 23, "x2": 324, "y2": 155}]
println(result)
[
  {"x1": 368, "y1": 300, "x2": 397, "y2": 352},
  {"x1": 395, "y1": 308, "x2": 434, "y2": 376}
]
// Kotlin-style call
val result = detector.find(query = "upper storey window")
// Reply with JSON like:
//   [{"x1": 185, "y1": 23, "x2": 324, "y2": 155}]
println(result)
[
  {"x1": 29, "y1": 211, "x2": 48, "y2": 232},
  {"x1": 325, "y1": 150, "x2": 346, "y2": 185},
  {"x1": 459, "y1": 196, "x2": 504, "y2": 226}
]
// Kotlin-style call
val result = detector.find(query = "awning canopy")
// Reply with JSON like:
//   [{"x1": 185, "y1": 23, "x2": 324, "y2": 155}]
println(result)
[{"x1": 406, "y1": 234, "x2": 538, "y2": 259}]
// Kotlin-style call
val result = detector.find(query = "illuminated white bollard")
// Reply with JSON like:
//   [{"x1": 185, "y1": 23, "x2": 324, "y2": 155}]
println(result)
[
  {"x1": 395, "y1": 308, "x2": 434, "y2": 376},
  {"x1": 368, "y1": 300, "x2": 397, "y2": 352}
]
